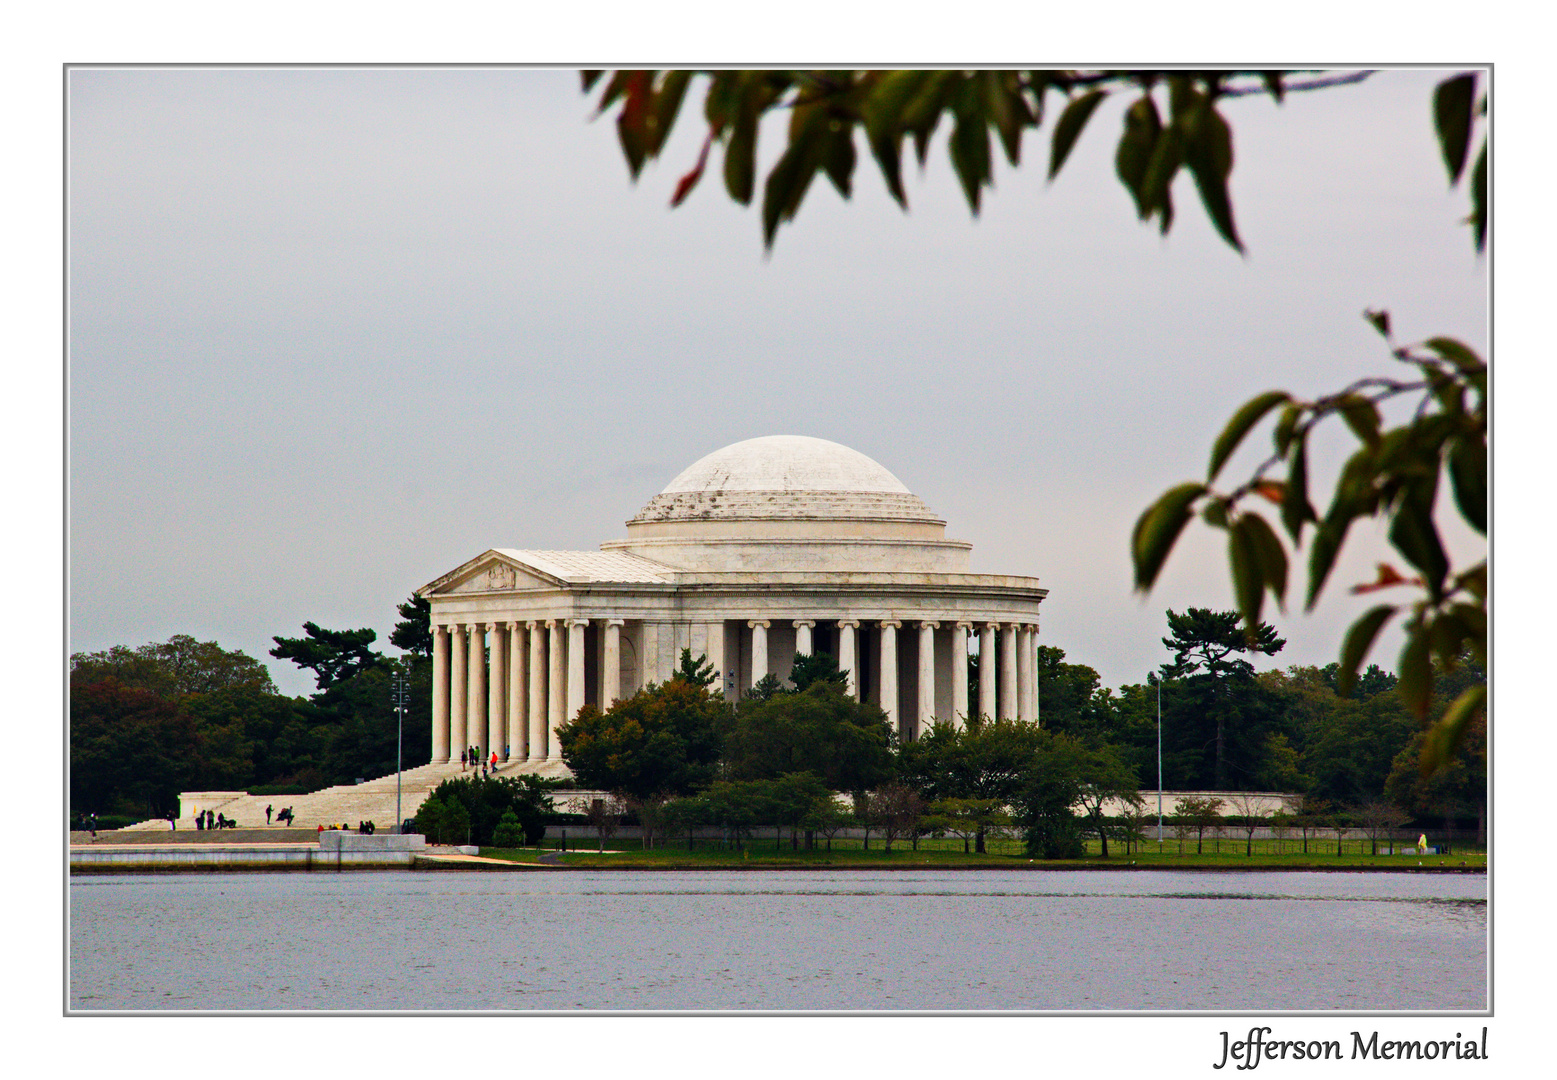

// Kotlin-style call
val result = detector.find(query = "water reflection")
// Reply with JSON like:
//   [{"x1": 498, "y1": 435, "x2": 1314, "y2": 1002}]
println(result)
[{"x1": 70, "y1": 870, "x2": 1486, "y2": 1012}]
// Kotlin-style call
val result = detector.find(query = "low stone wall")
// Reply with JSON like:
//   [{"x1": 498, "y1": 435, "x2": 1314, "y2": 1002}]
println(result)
[{"x1": 70, "y1": 833, "x2": 428, "y2": 873}]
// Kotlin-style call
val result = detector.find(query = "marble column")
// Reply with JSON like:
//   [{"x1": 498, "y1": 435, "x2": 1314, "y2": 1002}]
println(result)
[
  {"x1": 952, "y1": 621, "x2": 972, "y2": 729},
  {"x1": 469, "y1": 623, "x2": 488, "y2": 755},
  {"x1": 999, "y1": 623, "x2": 1018, "y2": 721},
  {"x1": 603, "y1": 619, "x2": 624, "y2": 706},
  {"x1": 879, "y1": 619, "x2": 901, "y2": 734},
  {"x1": 1017, "y1": 625, "x2": 1035, "y2": 723},
  {"x1": 567, "y1": 619, "x2": 588, "y2": 726},
  {"x1": 917, "y1": 621, "x2": 939, "y2": 735},
  {"x1": 794, "y1": 619, "x2": 815, "y2": 656},
  {"x1": 506, "y1": 622, "x2": 524, "y2": 761},
  {"x1": 486, "y1": 622, "x2": 505, "y2": 761},
  {"x1": 837, "y1": 619, "x2": 860, "y2": 700},
  {"x1": 547, "y1": 620, "x2": 565, "y2": 762},
  {"x1": 431, "y1": 624, "x2": 450, "y2": 763},
  {"x1": 450, "y1": 622, "x2": 468, "y2": 762},
  {"x1": 979, "y1": 622, "x2": 998, "y2": 721},
  {"x1": 748, "y1": 620, "x2": 769, "y2": 690},
  {"x1": 527, "y1": 621, "x2": 547, "y2": 763}
]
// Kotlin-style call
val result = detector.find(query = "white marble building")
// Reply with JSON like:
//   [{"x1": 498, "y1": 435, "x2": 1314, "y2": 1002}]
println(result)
[{"x1": 418, "y1": 436, "x2": 1047, "y2": 772}]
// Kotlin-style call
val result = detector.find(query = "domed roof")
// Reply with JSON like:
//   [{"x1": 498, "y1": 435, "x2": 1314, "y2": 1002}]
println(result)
[
  {"x1": 661, "y1": 435, "x2": 912, "y2": 495},
  {"x1": 629, "y1": 435, "x2": 943, "y2": 526}
]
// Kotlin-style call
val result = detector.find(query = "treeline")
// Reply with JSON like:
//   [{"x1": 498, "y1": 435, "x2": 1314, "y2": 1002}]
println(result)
[
  {"x1": 550, "y1": 609, "x2": 1485, "y2": 857},
  {"x1": 69, "y1": 597, "x2": 434, "y2": 820},
  {"x1": 69, "y1": 604, "x2": 1484, "y2": 845}
]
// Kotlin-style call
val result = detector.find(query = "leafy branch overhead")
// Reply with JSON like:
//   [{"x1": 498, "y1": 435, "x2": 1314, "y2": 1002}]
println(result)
[
  {"x1": 1132, "y1": 319, "x2": 1485, "y2": 774},
  {"x1": 583, "y1": 69, "x2": 1433, "y2": 253},
  {"x1": 584, "y1": 69, "x2": 1488, "y2": 779},
  {"x1": 1132, "y1": 71, "x2": 1486, "y2": 776}
]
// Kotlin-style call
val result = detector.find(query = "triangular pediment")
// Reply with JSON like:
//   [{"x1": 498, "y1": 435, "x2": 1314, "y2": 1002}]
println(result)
[{"x1": 419, "y1": 550, "x2": 565, "y2": 596}]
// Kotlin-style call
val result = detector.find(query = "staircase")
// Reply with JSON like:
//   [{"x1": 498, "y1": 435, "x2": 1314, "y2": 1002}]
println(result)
[{"x1": 119, "y1": 758, "x2": 577, "y2": 831}]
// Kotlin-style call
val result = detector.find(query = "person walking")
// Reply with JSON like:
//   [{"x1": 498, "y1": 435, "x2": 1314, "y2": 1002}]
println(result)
[
  {"x1": 266, "y1": 804, "x2": 273, "y2": 825},
  {"x1": 461, "y1": 748, "x2": 467, "y2": 771}
]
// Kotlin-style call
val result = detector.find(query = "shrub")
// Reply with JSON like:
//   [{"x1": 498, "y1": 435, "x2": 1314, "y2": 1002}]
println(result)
[{"x1": 491, "y1": 808, "x2": 524, "y2": 848}]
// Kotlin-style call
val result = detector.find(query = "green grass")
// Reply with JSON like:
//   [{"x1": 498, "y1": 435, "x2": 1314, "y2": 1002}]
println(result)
[{"x1": 476, "y1": 834, "x2": 1486, "y2": 871}]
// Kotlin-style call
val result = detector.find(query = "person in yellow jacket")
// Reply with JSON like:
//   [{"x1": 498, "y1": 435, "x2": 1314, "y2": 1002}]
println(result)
[{"x1": 1418, "y1": 833, "x2": 1428, "y2": 855}]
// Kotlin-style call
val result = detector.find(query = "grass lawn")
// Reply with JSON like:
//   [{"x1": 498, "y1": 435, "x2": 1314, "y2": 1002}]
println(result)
[{"x1": 477, "y1": 834, "x2": 1486, "y2": 871}]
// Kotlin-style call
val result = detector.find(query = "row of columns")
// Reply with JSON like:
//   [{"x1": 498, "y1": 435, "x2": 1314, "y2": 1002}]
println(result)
[
  {"x1": 430, "y1": 619, "x2": 624, "y2": 765},
  {"x1": 745, "y1": 618, "x2": 1038, "y2": 733},
  {"x1": 431, "y1": 616, "x2": 1038, "y2": 763}
]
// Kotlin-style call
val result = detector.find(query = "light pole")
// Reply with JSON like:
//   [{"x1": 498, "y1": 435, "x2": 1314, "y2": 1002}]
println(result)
[
  {"x1": 1154, "y1": 670, "x2": 1163, "y2": 845},
  {"x1": 392, "y1": 655, "x2": 411, "y2": 833}
]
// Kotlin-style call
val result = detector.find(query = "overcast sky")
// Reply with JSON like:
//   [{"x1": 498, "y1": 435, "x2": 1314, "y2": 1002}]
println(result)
[{"x1": 67, "y1": 66, "x2": 1488, "y2": 697}]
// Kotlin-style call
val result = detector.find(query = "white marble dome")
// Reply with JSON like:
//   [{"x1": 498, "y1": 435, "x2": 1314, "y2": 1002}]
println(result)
[
  {"x1": 609, "y1": 435, "x2": 969, "y2": 573},
  {"x1": 629, "y1": 435, "x2": 943, "y2": 526}
]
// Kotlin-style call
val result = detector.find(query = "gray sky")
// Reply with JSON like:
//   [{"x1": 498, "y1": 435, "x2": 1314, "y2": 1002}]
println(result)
[{"x1": 68, "y1": 67, "x2": 1487, "y2": 697}]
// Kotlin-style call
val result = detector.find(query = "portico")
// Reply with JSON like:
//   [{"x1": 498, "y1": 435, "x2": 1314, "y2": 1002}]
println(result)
[{"x1": 418, "y1": 436, "x2": 1048, "y2": 773}]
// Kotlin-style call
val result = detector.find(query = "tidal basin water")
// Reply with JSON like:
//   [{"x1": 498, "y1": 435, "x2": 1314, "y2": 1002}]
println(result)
[{"x1": 70, "y1": 869, "x2": 1486, "y2": 1011}]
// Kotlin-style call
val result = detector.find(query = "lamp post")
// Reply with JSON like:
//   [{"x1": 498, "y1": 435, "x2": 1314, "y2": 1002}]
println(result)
[
  {"x1": 1153, "y1": 670, "x2": 1163, "y2": 845},
  {"x1": 392, "y1": 655, "x2": 411, "y2": 833}
]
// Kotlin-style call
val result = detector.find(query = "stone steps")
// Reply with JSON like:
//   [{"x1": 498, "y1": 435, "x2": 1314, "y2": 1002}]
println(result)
[{"x1": 120, "y1": 758, "x2": 578, "y2": 831}]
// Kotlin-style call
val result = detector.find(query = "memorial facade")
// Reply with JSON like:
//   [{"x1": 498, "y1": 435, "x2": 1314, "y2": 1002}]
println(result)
[{"x1": 417, "y1": 435, "x2": 1048, "y2": 772}]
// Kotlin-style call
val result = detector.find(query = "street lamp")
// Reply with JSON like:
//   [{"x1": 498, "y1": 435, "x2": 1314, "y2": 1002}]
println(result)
[
  {"x1": 1152, "y1": 670, "x2": 1164, "y2": 845},
  {"x1": 391, "y1": 655, "x2": 412, "y2": 833}
]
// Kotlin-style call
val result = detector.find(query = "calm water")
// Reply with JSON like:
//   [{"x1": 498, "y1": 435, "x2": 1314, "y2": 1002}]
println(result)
[{"x1": 69, "y1": 869, "x2": 1486, "y2": 1011}]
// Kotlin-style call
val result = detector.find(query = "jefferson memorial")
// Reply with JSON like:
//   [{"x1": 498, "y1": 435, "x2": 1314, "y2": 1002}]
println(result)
[{"x1": 418, "y1": 436, "x2": 1048, "y2": 771}]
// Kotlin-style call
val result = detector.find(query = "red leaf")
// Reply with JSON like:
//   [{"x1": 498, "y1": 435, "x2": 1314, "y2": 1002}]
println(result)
[
  {"x1": 1350, "y1": 563, "x2": 1424, "y2": 594},
  {"x1": 671, "y1": 131, "x2": 715, "y2": 207}
]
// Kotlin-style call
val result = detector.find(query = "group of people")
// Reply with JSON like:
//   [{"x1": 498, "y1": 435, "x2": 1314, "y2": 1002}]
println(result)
[
  {"x1": 73, "y1": 812, "x2": 99, "y2": 838},
  {"x1": 459, "y1": 746, "x2": 505, "y2": 778},
  {"x1": 193, "y1": 809, "x2": 234, "y2": 830},
  {"x1": 314, "y1": 821, "x2": 375, "y2": 833},
  {"x1": 265, "y1": 805, "x2": 295, "y2": 826}
]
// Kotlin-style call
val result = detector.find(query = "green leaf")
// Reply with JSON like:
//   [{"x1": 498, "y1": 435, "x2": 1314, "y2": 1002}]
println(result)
[
  {"x1": 1273, "y1": 402, "x2": 1303, "y2": 455},
  {"x1": 1049, "y1": 89, "x2": 1106, "y2": 180},
  {"x1": 820, "y1": 120, "x2": 858, "y2": 198},
  {"x1": 1448, "y1": 433, "x2": 1487, "y2": 534},
  {"x1": 982, "y1": 70, "x2": 1031, "y2": 167},
  {"x1": 1420, "y1": 684, "x2": 1484, "y2": 775},
  {"x1": 1424, "y1": 337, "x2": 1484, "y2": 374},
  {"x1": 1241, "y1": 511, "x2": 1289, "y2": 608},
  {"x1": 1387, "y1": 483, "x2": 1450, "y2": 596},
  {"x1": 1132, "y1": 482, "x2": 1207, "y2": 591},
  {"x1": 723, "y1": 95, "x2": 762, "y2": 205},
  {"x1": 646, "y1": 70, "x2": 692, "y2": 156},
  {"x1": 761, "y1": 132, "x2": 822, "y2": 248},
  {"x1": 1428, "y1": 610, "x2": 1471, "y2": 670},
  {"x1": 1139, "y1": 122, "x2": 1184, "y2": 231},
  {"x1": 1115, "y1": 96, "x2": 1163, "y2": 219},
  {"x1": 1363, "y1": 308, "x2": 1392, "y2": 340},
  {"x1": 1305, "y1": 520, "x2": 1351, "y2": 611},
  {"x1": 1336, "y1": 605, "x2": 1396, "y2": 698},
  {"x1": 1433, "y1": 73, "x2": 1477, "y2": 184},
  {"x1": 1336, "y1": 394, "x2": 1382, "y2": 449},
  {"x1": 948, "y1": 109, "x2": 992, "y2": 214},
  {"x1": 1228, "y1": 516, "x2": 1264, "y2": 628},
  {"x1": 1209, "y1": 390, "x2": 1291, "y2": 481},
  {"x1": 1396, "y1": 622, "x2": 1434, "y2": 718},
  {"x1": 1280, "y1": 436, "x2": 1316, "y2": 544},
  {"x1": 862, "y1": 71, "x2": 932, "y2": 208},
  {"x1": 1470, "y1": 140, "x2": 1487, "y2": 252},
  {"x1": 1182, "y1": 103, "x2": 1242, "y2": 252}
]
